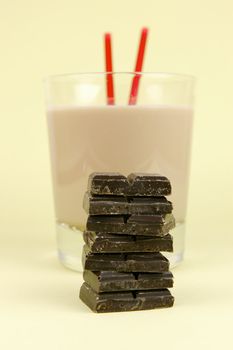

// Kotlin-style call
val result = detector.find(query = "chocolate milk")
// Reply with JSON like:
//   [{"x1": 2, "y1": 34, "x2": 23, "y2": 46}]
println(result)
[{"x1": 47, "y1": 105, "x2": 193, "y2": 229}]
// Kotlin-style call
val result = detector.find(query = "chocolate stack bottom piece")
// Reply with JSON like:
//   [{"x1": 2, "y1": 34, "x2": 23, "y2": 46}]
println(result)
[{"x1": 79, "y1": 173, "x2": 175, "y2": 313}]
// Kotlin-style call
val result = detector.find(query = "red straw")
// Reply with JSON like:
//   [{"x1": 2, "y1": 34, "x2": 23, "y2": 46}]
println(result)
[
  {"x1": 129, "y1": 27, "x2": 149, "y2": 105},
  {"x1": 104, "y1": 33, "x2": 115, "y2": 105}
]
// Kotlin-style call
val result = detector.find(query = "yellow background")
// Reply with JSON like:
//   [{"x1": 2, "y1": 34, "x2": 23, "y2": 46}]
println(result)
[{"x1": 0, "y1": 0, "x2": 232, "y2": 349}]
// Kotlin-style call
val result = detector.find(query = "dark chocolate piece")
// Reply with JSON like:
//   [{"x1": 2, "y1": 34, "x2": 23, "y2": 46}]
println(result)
[
  {"x1": 82, "y1": 245, "x2": 169, "y2": 272},
  {"x1": 86, "y1": 214, "x2": 175, "y2": 236},
  {"x1": 88, "y1": 173, "x2": 128, "y2": 196},
  {"x1": 80, "y1": 282, "x2": 174, "y2": 313},
  {"x1": 83, "y1": 192, "x2": 173, "y2": 215},
  {"x1": 84, "y1": 231, "x2": 173, "y2": 253},
  {"x1": 88, "y1": 172, "x2": 171, "y2": 196},
  {"x1": 83, "y1": 270, "x2": 173, "y2": 293}
]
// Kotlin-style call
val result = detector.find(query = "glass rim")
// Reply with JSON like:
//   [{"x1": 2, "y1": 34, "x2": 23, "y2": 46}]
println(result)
[{"x1": 44, "y1": 71, "x2": 195, "y2": 83}]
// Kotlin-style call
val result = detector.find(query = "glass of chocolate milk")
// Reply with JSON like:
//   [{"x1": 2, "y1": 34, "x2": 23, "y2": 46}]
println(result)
[{"x1": 45, "y1": 72, "x2": 195, "y2": 271}]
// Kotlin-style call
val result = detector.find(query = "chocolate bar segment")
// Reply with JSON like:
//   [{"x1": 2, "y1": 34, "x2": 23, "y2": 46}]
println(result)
[
  {"x1": 83, "y1": 192, "x2": 173, "y2": 215},
  {"x1": 127, "y1": 173, "x2": 172, "y2": 196},
  {"x1": 88, "y1": 172, "x2": 171, "y2": 196},
  {"x1": 80, "y1": 282, "x2": 174, "y2": 313},
  {"x1": 83, "y1": 193, "x2": 128, "y2": 215},
  {"x1": 86, "y1": 213, "x2": 175, "y2": 236},
  {"x1": 129, "y1": 196, "x2": 173, "y2": 215},
  {"x1": 87, "y1": 173, "x2": 128, "y2": 196},
  {"x1": 82, "y1": 245, "x2": 169, "y2": 272},
  {"x1": 83, "y1": 270, "x2": 173, "y2": 293},
  {"x1": 84, "y1": 231, "x2": 173, "y2": 253}
]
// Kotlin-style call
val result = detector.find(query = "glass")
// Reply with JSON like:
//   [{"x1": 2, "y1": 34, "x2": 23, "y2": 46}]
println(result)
[{"x1": 44, "y1": 72, "x2": 195, "y2": 271}]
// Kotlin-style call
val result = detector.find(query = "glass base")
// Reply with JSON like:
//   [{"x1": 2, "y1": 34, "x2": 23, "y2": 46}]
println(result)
[
  {"x1": 58, "y1": 249, "x2": 83, "y2": 272},
  {"x1": 56, "y1": 221, "x2": 185, "y2": 272},
  {"x1": 56, "y1": 222, "x2": 83, "y2": 272}
]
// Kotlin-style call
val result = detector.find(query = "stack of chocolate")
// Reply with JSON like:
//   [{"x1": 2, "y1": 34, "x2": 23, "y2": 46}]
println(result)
[{"x1": 80, "y1": 173, "x2": 175, "y2": 313}]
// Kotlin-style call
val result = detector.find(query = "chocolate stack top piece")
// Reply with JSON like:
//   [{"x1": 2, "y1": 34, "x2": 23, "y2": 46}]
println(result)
[{"x1": 88, "y1": 173, "x2": 172, "y2": 196}]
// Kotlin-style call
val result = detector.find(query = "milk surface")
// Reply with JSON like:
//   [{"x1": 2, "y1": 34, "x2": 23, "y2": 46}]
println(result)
[{"x1": 47, "y1": 105, "x2": 193, "y2": 227}]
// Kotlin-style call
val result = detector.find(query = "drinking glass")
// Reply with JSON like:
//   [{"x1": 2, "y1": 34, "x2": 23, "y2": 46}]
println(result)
[{"x1": 45, "y1": 72, "x2": 195, "y2": 271}]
